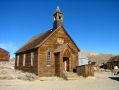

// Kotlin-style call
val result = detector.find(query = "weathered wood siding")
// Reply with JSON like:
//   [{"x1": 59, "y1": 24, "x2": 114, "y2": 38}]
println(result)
[
  {"x1": 77, "y1": 65, "x2": 94, "y2": 77},
  {"x1": 15, "y1": 49, "x2": 38, "y2": 75},
  {"x1": 107, "y1": 56, "x2": 119, "y2": 70},
  {"x1": 0, "y1": 51, "x2": 9, "y2": 62},
  {"x1": 107, "y1": 61, "x2": 119, "y2": 70},
  {"x1": 15, "y1": 27, "x2": 79, "y2": 77},
  {"x1": 38, "y1": 27, "x2": 79, "y2": 76}
]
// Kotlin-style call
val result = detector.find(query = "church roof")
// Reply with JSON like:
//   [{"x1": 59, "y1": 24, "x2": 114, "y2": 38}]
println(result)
[
  {"x1": 16, "y1": 26, "x2": 80, "y2": 54},
  {"x1": 15, "y1": 30, "x2": 53, "y2": 53}
]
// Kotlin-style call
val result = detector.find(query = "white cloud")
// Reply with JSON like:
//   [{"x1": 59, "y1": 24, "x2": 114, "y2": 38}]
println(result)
[{"x1": 0, "y1": 42, "x2": 18, "y2": 58}]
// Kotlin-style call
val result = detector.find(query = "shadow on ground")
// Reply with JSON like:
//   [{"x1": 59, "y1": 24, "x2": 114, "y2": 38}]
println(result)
[{"x1": 109, "y1": 77, "x2": 119, "y2": 81}]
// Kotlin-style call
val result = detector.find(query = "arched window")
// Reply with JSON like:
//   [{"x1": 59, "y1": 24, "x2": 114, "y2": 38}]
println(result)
[
  {"x1": 46, "y1": 50, "x2": 51, "y2": 65},
  {"x1": 23, "y1": 54, "x2": 26, "y2": 66}
]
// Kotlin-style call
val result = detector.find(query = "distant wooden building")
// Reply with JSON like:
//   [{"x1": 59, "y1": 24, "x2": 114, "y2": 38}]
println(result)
[
  {"x1": 77, "y1": 65, "x2": 94, "y2": 77},
  {"x1": 107, "y1": 55, "x2": 119, "y2": 70},
  {"x1": 88, "y1": 61, "x2": 99, "y2": 71},
  {"x1": 0, "y1": 48, "x2": 10, "y2": 62},
  {"x1": 15, "y1": 7, "x2": 80, "y2": 77}
]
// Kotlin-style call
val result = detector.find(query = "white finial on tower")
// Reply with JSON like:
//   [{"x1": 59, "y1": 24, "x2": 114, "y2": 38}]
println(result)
[{"x1": 56, "y1": 6, "x2": 60, "y2": 12}]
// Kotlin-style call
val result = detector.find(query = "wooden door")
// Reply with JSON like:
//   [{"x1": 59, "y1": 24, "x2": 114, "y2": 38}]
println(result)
[{"x1": 55, "y1": 53, "x2": 60, "y2": 76}]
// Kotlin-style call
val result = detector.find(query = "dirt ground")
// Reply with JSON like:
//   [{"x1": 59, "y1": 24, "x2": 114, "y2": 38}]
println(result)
[{"x1": 0, "y1": 72, "x2": 119, "y2": 90}]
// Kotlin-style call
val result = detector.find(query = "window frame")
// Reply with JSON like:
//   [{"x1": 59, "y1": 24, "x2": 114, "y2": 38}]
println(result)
[
  {"x1": 17, "y1": 55, "x2": 19, "y2": 66},
  {"x1": 31, "y1": 52, "x2": 34, "y2": 66},
  {"x1": 23, "y1": 54, "x2": 26, "y2": 66},
  {"x1": 46, "y1": 49, "x2": 51, "y2": 66}
]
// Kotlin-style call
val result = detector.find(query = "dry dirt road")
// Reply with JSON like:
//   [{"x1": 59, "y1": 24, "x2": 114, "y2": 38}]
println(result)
[{"x1": 0, "y1": 72, "x2": 119, "y2": 90}]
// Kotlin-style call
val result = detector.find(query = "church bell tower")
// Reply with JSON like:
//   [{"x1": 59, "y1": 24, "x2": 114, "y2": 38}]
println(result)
[{"x1": 53, "y1": 6, "x2": 63, "y2": 29}]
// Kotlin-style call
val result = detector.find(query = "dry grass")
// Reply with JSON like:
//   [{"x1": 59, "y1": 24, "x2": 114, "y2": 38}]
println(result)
[{"x1": 0, "y1": 62, "x2": 38, "y2": 81}]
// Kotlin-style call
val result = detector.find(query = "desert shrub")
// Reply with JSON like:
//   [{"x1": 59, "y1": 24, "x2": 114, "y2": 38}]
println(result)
[
  {"x1": 16, "y1": 71, "x2": 38, "y2": 81},
  {"x1": 0, "y1": 63, "x2": 38, "y2": 81},
  {"x1": 0, "y1": 68, "x2": 16, "y2": 80},
  {"x1": 25, "y1": 73, "x2": 38, "y2": 81}
]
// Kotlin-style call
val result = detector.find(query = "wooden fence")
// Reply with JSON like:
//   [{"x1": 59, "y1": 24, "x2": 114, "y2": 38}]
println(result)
[{"x1": 77, "y1": 64, "x2": 94, "y2": 77}]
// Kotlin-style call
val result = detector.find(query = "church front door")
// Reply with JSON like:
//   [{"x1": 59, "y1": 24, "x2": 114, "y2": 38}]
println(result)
[{"x1": 63, "y1": 57, "x2": 70, "y2": 72}]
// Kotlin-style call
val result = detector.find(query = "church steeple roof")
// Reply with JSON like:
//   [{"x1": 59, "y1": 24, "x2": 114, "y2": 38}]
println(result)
[
  {"x1": 53, "y1": 6, "x2": 62, "y2": 15},
  {"x1": 53, "y1": 6, "x2": 63, "y2": 29}
]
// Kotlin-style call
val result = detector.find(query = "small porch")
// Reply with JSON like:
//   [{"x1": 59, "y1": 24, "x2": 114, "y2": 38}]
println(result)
[{"x1": 54, "y1": 43, "x2": 75, "y2": 76}]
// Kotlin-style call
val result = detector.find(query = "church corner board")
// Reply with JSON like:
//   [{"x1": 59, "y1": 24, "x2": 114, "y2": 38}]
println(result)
[{"x1": 15, "y1": 7, "x2": 80, "y2": 77}]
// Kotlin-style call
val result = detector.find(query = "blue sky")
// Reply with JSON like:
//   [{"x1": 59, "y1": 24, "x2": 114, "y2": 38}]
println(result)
[{"x1": 0, "y1": 0, "x2": 119, "y2": 58}]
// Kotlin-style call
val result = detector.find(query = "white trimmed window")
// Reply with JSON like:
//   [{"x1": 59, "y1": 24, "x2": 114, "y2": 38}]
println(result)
[
  {"x1": 23, "y1": 54, "x2": 26, "y2": 66},
  {"x1": 46, "y1": 50, "x2": 51, "y2": 65},
  {"x1": 17, "y1": 55, "x2": 19, "y2": 66},
  {"x1": 31, "y1": 52, "x2": 34, "y2": 66}
]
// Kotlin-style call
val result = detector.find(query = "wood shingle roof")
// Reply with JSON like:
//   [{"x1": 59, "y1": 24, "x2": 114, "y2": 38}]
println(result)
[{"x1": 15, "y1": 30, "x2": 53, "y2": 53}]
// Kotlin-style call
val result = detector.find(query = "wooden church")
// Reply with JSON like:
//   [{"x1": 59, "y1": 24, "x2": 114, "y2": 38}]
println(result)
[{"x1": 15, "y1": 7, "x2": 80, "y2": 77}]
